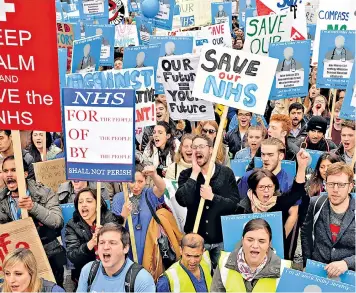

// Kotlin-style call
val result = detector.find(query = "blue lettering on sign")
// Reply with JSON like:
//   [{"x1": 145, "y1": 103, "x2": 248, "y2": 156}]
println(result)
[
  {"x1": 202, "y1": 75, "x2": 257, "y2": 107},
  {"x1": 181, "y1": 16, "x2": 195, "y2": 27},
  {"x1": 277, "y1": 0, "x2": 301, "y2": 9},
  {"x1": 318, "y1": 10, "x2": 350, "y2": 21},
  {"x1": 196, "y1": 39, "x2": 208, "y2": 46}
]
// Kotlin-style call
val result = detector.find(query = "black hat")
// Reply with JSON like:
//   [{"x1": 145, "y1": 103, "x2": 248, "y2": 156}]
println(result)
[{"x1": 307, "y1": 116, "x2": 327, "y2": 134}]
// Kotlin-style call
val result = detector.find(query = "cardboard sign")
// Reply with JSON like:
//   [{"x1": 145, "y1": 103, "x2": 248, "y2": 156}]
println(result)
[
  {"x1": 311, "y1": 0, "x2": 356, "y2": 65},
  {"x1": 0, "y1": 0, "x2": 61, "y2": 131},
  {"x1": 85, "y1": 24, "x2": 115, "y2": 66},
  {"x1": 114, "y1": 24, "x2": 139, "y2": 47},
  {"x1": 192, "y1": 45, "x2": 278, "y2": 115},
  {"x1": 109, "y1": 0, "x2": 127, "y2": 26},
  {"x1": 78, "y1": 0, "x2": 109, "y2": 20},
  {"x1": 71, "y1": 35, "x2": 102, "y2": 73},
  {"x1": 269, "y1": 40, "x2": 311, "y2": 100},
  {"x1": 239, "y1": 0, "x2": 257, "y2": 28},
  {"x1": 211, "y1": 2, "x2": 232, "y2": 26},
  {"x1": 0, "y1": 218, "x2": 55, "y2": 282},
  {"x1": 62, "y1": 88, "x2": 135, "y2": 182},
  {"x1": 154, "y1": 0, "x2": 175, "y2": 30},
  {"x1": 65, "y1": 67, "x2": 155, "y2": 137},
  {"x1": 306, "y1": 149, "x2": 324, "y2": 173},
  {"x1": 339, "y1": 65, "x2": 356, "y2": 120},
  {"x1": 150, "y1": 36, "x2": 194, "y2": 94},
  {"x1": 33, "y1": 159, "x2": 67, "y2": 193},
  {"x1": 221, "y1": 212, "x2": 284, "y2": 258},
  {"x1": 277, "y1": 268, "x2": 355, "y2": 292},
  {"x1": 255, "y1": 0, "x2": 308, "y2": 40},
  {"x1": 316, "y1": 30, "x2": 355, "y2": 89},
  {"x1": 135, "y1": 15, "x2": 154, "y2": 45},
  {"x1": 243, "y1": 13, "x2": 293, "y2": 56},
  {"x1": 157, "y1": 54, "x2": 215, "y2": 121},
  {"x1": 306, "y1": 259, "x2": 356, "y2": 286},
  {"x1": 58, "y1": 48, "x2": 68, "y2": 89},
  {"x1": 230, "y1": 159, "x2": 251, "y2": 179}
]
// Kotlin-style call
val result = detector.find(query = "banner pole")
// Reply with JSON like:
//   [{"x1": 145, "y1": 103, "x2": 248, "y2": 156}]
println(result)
[
  {"x1": 11, "y1": 130, "x2": 28, "y2": 219},
  {"x1": 328, "y1": 89, "x2": 337, "y2": 139},
  {"x1": 96, "y1": 182, "x2": 101, "y2": 226},
  {"x1": 193, "y1": 106, "x2": 229, "y2": 233},
  {"x1": 123, "y1": 183, "x2": 138, "y2": 263},
  {"x1": 42, "y1": 131, "x2": 47, "y2": 162}
]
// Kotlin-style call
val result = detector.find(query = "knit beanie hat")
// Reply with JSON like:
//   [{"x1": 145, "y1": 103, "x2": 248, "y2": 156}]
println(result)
[{"x1": 307, "y1": 116, "x2": 327, "y2": 134}]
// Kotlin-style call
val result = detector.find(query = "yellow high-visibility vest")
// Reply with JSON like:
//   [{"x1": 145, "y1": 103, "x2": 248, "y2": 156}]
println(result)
[
  {"x1": 164, "y1": 251, "x2": 212, "y2": 293},
  {"x1": 218, "y1": 251, "x2": 292, "y2": 293}
]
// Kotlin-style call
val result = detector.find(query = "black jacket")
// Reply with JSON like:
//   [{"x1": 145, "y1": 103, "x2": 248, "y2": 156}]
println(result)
[
  {"x1": 301, "y1": 195, "x2": 355, "y2": 270},
  {"x1": 22, "y1": 149, "x2": 35, "y2": 180},
  {"x1": 175, "y1": 164, "x2": 240, "y2": 244},
  {"x1": 224, "y1": 127, "x2": 247, "y2": 157},
  {"x1": 295, "y1": 136, "x2": 337, "y2": 151},
  {"x1": 65, "y1": 198, "x2": 123, "y2": 280},
  {"x1": 288, "y1": 119, "x2": 308, "y2": 145}
]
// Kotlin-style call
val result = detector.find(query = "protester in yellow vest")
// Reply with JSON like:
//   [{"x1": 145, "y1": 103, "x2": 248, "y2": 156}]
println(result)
[
  {"x1": 211, "y1": 218, "x2": 291, "y2": 292},
  {"x1": 156, "y1": 233, "x2": 212, "y2": 292}
]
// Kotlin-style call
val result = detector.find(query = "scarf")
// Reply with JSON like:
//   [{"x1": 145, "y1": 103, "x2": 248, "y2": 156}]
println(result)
[
  {"x1": 237, "y1": 247, "x2": 268, "y2": 281},
  {"x1": 247, "y1": 189, "x2": 277, "y2": 213}
]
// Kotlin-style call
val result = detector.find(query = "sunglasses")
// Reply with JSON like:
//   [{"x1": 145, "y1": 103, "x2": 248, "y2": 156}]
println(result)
[{"x1": 202, "y1": 128, "x2": 217, "y2": 134}]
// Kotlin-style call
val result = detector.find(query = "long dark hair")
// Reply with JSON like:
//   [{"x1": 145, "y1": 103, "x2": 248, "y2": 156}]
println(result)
[
  {"x1": 28, "y1": 131, "x2": 53, "y2": 162},
  {"x1": 306, "y1": 152, "x2": 342, "y2": 197},
  {"x1": 247, "y1": 169, "x2": 281, "y2": 197},
  {"x1": 148, "y1": 121, "x2": 176, "y2": 162}
]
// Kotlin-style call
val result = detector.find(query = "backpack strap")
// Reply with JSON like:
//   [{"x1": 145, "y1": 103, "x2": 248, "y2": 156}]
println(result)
[
  {"x1": 87, "y1": 260, "x2": 100, "y2": 292},
  {"x1": 174, "y1": 163, "x2": 178, "y2": 180},
  {"x1": 125, "y1": 263, "x2": 143, "y2": 293},
  {"x1": 312, "y1": 195, "x2": 328, "y2": 242}
]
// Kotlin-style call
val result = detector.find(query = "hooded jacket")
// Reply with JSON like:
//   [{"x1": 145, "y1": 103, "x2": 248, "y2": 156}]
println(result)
[
  {"x1": 211, "y1": 242, "x2": 284, "y2": 292},
  {"x1": 65, "y1": 197, "x2": 123, "y2": 280},
  {"x1": 295, "y1": 136, "x2": 337, "y2": 151}
]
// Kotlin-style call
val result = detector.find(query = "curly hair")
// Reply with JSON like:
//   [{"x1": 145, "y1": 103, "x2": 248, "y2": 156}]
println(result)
[{"x1": 270, "y1": 114, "x2": 292, "y2": 134}]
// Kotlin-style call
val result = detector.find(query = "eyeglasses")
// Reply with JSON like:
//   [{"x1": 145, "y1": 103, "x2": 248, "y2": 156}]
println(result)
[
  {"x1": 257, "y1": 184, "x2": 274, "y2": 191},
  {"x1": 238, "y1": 113, "x2": 252, "y2": 117},
  {"x1": 192, "y1": 144, "x2": 209, "y2": 150},
  {"x1": 326, "y1": 182, "x2": 351, "y2": 189},
  {"x1": 202, "y1": 128, "x2": 217, "y2": 134}
]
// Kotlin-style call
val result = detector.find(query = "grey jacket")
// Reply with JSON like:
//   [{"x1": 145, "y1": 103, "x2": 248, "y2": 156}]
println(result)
[
  {"x1": 0, "y1": 180, "x2": 64, "y2": 254},
  {"x1": 211, "y1": 242, "x2": 283, "y2": 292},
  {"x1": 301, "y1": 195, "x2": 355, "y2": 270},
  {"x1": 57, "y1": 181, "x2": 110, "y2": 204}
]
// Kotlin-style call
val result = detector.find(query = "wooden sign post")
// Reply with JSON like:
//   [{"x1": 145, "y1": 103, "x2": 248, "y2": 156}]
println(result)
[
  {"x1": 123, "y1": 183, "x2": 138, "y2": 263},
  {"x1": 193, "y1": 106, "x2": 229, "y2": 233},
  {"x1": 328, "y1": 89, "x2": 337, "y2": 139},
  {"x1": 42, "y1": 131, "x2": 47, "y2": 162},
  {"x1": 11, "y1": 130, "x2": 28, "y2": 219}
]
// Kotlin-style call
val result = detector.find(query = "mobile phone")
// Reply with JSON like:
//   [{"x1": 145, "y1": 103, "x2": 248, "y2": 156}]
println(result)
[{"x1": 300, "y1": 142, "x2": 307, "y2": 149}]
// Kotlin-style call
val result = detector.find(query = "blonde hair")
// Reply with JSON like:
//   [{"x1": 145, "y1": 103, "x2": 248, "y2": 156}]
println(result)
[
  {"x1": 200, "y1": 121, "x2": 226, "y2": 164},
  {"x1": 175, "y1": 133, "x2": 195, "y2": 163},
  {"x1": 2, "y1": 248, "x2": 42, "y2": 292}
]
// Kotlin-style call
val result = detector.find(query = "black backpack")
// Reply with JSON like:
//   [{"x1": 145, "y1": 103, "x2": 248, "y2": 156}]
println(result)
[{"x1": 87, "y1": 260, "x2": 143, "y2": 292}]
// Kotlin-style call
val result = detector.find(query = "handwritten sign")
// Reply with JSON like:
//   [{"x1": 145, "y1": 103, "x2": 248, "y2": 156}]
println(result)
[
  {"x1": 192, "y1": 45, "x2": 278, "y2": 115},
  {"x1": 114, "y1": 24, "x2": 139, "y2": 47},
  {"x1": 0, "y1": 218, "x2": 55, "y2": 282},
  {"x1": 340, "y1": 64, "x2": 356, "y2": 120},
  {"x1": 33, "y1": 159, "x2": 67, "y2": 193}
]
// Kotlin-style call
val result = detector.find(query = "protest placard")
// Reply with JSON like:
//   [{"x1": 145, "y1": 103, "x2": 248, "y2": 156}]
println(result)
[
  {"x1": 305, "y1": 0, "x2": 319, "y2": 24},
  {"x1": 56, "y1": 0, "x2": 67, "y2": 22},
  {"x1": 33, "y1": 159, "x2": 67, "y2": 193},
  {"x1": 85, "y1": 24, "x2": 115, "y2": 66},
  {"x1": 163, "y1": 179, "x2": 187, "y2": 232},
  {"x1": 211, "y1": 2, "x2": 232, "y2": 26},
  {"x1": 238, "y1": 0, "x2": 256, "y2": 28},
  {"x1": 157, "y1": 54, "x2": 215, "y2": 121},
  {"x1": 57, "y1": 22, "x2": 81, "y2": 72},
  {"x1": 305, "y1": 149, "x2": 324, "y2": 173},
  {"x1": 114, "y1": 24, "x2": 139, "y2": 47},
  {"x1": 192, "y1": 45, "x2": 278, "y2": 115},
  {"x1": 0, "y1": 0, "x2": 62, "y2": 132},
  {"x1": 128, "y1": 0, "x2": 140, "y2": 12},
  {"x1": 150, "y1": 36, "x2": 194, "y2": 94},
  {"x1": 277, "y1": 268, "x2": 355, "y2": 292},
  {"x1": 0, "y1": 218, "x2": 55, "y2": 282},
  {"x1": 176, "y1": 0, "x2": 223, "y2": 28},
  {"x1": 311, "y1": 0, "x2": 356, "y2": 65},
  {"x1": 123, "y1": 44, "x2": 160, "y2": 73},
  {"x1": 109, "y1": 0, "x2": 127, "y2": 25},
  {"x1": 221, "y1": 212, "x2": 284, "y2": 258},
  {"x1": 255, "y1": 0, "x2": 308, "y2": 41},
  {"x1": 230, "y1": 159, "x2": 251, "y2": 179},
  {"x1": 154, "y1": 0, "x2": 175, "y2": 31},
  {"x1": 78, "y1": 0, "x2": 109, "y2": 20},
  {"x1": 62, "y1": 88, "x2": 135, "y2": 182},
  {"x1": 269, "y1": 40, "x2": 311, "y2": 100},
  {"x1": 316, "y1": 30, "x2": 355, "y2": 89},
  {"x1": 307, "y1": 24, "x2": 316, "y2": 56},
  {"x1": 306, "y1": 259, "x2": 356, "y2": 286},
  {"x1": 243, "y1": 13, "x2": 293, "y2": 56},
  {"x1": 135, "y1": 15, "x2": 154, "y2": 45},
  {"x1": 71, "y1": 36, "x2": 102, "y2": 73},
  {"x1": 339, "y1": 65, "x2": 356, "y2": 120},
  {"x1": 58, "y1": 48, "x2": 68, "y2": 89}
]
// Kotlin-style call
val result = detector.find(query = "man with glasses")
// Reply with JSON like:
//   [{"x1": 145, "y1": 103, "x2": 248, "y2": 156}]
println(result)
[
  {"x1": 301, "y1": 162, "x2": 355, "y2": 275},
  {"x1": 176, "y1": 135, "x2": 239, "y2": 269},
  {"x1": 224, "y1": 109, "x2": 252, "y2": 157}
]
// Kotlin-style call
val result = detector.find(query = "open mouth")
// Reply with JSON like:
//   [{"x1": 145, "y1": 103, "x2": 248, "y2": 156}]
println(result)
[
  {"x1": 196, "y1": 153, "x2": 204, "y2": 160},
  {"x1": 10, "y1": 285, "x2": 19, "y2": 291},
  {"x1": 154, "y1": 138, "x2": 161, "y2": 146},
  {"x1": 250, "y1": 251, "x2": 260, "y2": 257},
  {"x1": 343, "y1": 142, "x2": 350, "y2": 148},
  {"x1": 6, "y1": 179, "x2": 17, "y2": 189},
  {"x1": 185, "y1": 152, "x2": 192, "y2": 158},
  {"x1": 81, "y1": 208, "x2": 89, "y2": 217},
  {"x1": 156, "y1": 113, "x2": 163, "y2": 119},
  {"x1": 102, "y1": 253, "x2": 111, "y2": 262}
]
